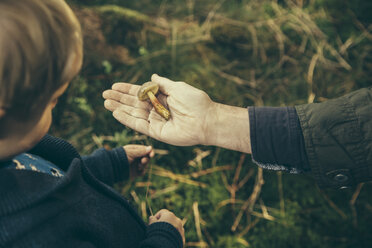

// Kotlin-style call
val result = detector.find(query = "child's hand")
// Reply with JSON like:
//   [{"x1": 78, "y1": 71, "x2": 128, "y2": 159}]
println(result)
[
  {"x1": 149, "y1": 209, "x2": 185, "y2": 245},
  {"x1": 123, "y1": 145, "x2": 154, "y2": 179}
]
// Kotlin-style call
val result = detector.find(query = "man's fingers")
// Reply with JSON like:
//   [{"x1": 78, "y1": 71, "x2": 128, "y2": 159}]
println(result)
[
  {"x1": 117, "y1": 105, "x2": 150, "y2": 120},
  {"x1": 105, "y1": 100, "x2": 150, "y2": 120},
  {"x1": 151, "y1": 74, "x2": 176, "y2": 95},
  {"x1": 111, "y1": 82, "x2": 140, "y2": 96},
  {"x1": 103, "y1": 90, "x2": 152, "y2": 111},
  {"x1": 104, "y1": 99, "x2": 122, "y2": 112},
  {"x1": 113, "y1": 110, "x2": 150, "y2": 135}
]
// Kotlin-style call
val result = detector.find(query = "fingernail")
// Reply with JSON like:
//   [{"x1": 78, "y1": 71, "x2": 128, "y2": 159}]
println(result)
[{"x1": 146, "y1": 146, "x2": 152, "y2": 152}]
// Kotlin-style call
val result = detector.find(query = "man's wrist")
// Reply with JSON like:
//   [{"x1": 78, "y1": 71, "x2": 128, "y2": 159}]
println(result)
[{"x1": 203, "y1": 102, "x2": 251, "y2": 153}]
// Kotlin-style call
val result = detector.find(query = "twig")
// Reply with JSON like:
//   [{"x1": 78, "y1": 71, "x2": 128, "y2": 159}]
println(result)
[
  {"x1": 201, "y1": 0, "x2": 226, "y2": 30},
  {"x1": 350, "y1": 183, "x2": 364, "y2": 227},
  {"x1": 237, "y1": 218, "x2": 260, "y2": 237},
  {"x1": 318, "y1": 189, "x2": 347, "y2": 219},
  {"x1": 231, "y1": 168, "x2": 264, "y2": 232},
  {"x1": 350, "y1": 183, "x2": 364, "y2": 206},
  {"x1": 211, "y1": 148, "x2": 220, "y2": 167},
  {"x1": 233, "y1": 154, "x2": 246, "y2": 185},
  {"x1": 191, "y1": 165, "x2": 233, "y2": 178},
  {"x1": 237, "y1": 167, "x2": 255, "y2": 190},
  {"x1": 216, "y1": 199, "x2": 245, "y2": 210},
  {"x1": 231, "y1": 154, "x2": 246, "y2": 209}
]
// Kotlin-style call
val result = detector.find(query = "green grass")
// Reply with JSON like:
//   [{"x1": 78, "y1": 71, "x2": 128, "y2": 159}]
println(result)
[{"x1": 56, "y1": 1, "x2": 372, "y2": 247}]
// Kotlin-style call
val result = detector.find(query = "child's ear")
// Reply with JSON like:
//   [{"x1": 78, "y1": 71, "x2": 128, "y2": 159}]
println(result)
[{"x1": 0, "y1": 108, "x2": 5, "y2": 119}]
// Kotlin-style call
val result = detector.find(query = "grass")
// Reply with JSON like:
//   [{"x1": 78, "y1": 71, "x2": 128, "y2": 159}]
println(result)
[{"x1": 55, "y1": 0, "x2": 372, "y2": 247}]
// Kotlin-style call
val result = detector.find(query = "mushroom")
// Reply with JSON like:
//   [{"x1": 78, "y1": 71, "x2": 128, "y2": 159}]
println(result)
[{"x1": 137, "y1": 82, "x2": 170, "y2": 120}]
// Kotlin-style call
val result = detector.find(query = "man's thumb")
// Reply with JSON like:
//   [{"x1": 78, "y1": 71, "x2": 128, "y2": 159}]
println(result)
[{"x1": 151, "y1": 74, "x2": 175, "y2": 95}]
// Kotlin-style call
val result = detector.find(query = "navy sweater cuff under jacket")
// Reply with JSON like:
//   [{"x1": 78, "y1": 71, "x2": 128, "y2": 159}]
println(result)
[
  {"x1": 248, "y1": 106, "x2": 310, "y2": 173},
  {"x1": 82, "y1": 147, "x2": 130, "y2": 185},
  {"x1": 141, "y1": 222, "x2": 183, "y2": 248}
]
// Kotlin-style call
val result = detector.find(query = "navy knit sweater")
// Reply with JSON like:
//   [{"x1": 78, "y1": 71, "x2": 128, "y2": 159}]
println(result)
[{"x1": 0, "y1": 135, "x2": 182, "y2": 248}]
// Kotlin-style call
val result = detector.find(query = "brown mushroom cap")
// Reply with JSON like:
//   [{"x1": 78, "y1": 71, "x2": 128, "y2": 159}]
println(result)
[{"x1": 137, "y1": 81, "x2": 159, "y2": 100}]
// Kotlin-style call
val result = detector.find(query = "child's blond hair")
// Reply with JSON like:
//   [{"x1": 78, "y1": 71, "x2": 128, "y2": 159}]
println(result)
[{"x1": 0, "y1": 0, "x2": 82, "y2": 121}]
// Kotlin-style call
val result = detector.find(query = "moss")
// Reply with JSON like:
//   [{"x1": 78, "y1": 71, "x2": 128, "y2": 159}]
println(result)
[
  {"x1": 211, "y1": 23, "x2": 251, "y2": 46},
  {"x1": 95, "y1": 5, "x2": 150, "y2": 51}
]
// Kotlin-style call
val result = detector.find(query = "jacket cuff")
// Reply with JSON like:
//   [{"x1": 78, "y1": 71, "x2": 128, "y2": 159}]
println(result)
[
  {"x1": 248, "y1": 106, "x2": 310, "y2": 173},
  {"x1": 140, "y1": 222, "x2": 183, "y2": 248}
]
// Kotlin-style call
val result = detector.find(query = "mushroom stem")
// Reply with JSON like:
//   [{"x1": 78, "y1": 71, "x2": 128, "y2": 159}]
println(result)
[{"x1": 147, "y1": 91, "x2": 170, "y2": 120}]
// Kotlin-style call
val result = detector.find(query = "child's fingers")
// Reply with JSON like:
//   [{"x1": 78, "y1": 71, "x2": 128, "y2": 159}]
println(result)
[
  {"x1": 124, "y1": 145, "x2": 153, "y2": 157},
  {"x1": 149, "y1": 216, "x2": 157, "y2": 224},
  {"x1": 141, "y1": 157, "x2": 149, "y2": 164},
  {"x1": 154, "y1": 209, "x2": 170, "y2": 219},
  {"x1": 150, "y1": 150, "x2": 155, "y2": 157}
]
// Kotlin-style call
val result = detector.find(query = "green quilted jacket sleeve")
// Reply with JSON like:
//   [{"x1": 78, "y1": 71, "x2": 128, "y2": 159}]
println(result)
[{"x1": 295, "y1": 87, "x2": 372, "y2": 189}]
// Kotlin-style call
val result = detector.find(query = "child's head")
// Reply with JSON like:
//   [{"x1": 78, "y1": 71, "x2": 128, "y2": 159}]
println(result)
[{"x1": 0, "y1": 0, "x2": 82, "y2": 155}]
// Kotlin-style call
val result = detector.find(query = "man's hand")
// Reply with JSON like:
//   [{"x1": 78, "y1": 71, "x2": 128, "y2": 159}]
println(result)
[
  {"x1": 149, "y1": 209, "x2": 185, "y2": 245},
  {"x1": 103, "y1": 74, "x2": 251, "y2": 153},
  {"x1": 103, "y1": 74, "x2": 215, "y2": 146},
  {"x1": 123, "y1": 145, "x2": 154, "y2": 179}
]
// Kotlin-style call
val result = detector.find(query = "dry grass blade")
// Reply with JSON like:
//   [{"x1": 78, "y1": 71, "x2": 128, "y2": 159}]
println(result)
[
  {"x1": 236, "y1": 237, "x2": 250, "y2": 247},
  {"x1": 135, "y1": 182, "x2": 152, "y2": 187},
  {"x1": 212, "y1": 68, "x2": 255, "y2": 87},
  {"x1": 151, "y1": 185, "x2": 179, "y2": 199},
  {"x1": 193, "y1": 202, "x2": 204, "y2": 243},
  {"x1": 130, "y1": 190, "x2": 140, "y2": 205},
  {"x1": 185, "y1": 242, "x2": 209, "y2": 248},
  {"x1": 152, "y1": 165, "x2": 207, "y2": 188},
  {"x1": 259, "y1": 199, "x2": 275, "y2": 221},
  {"x1": 250, "y1": 210, "x2": 275, "y2": 221},
  {"x1": 141, "y1": 201, "x2": 147, "y2": 219}
]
